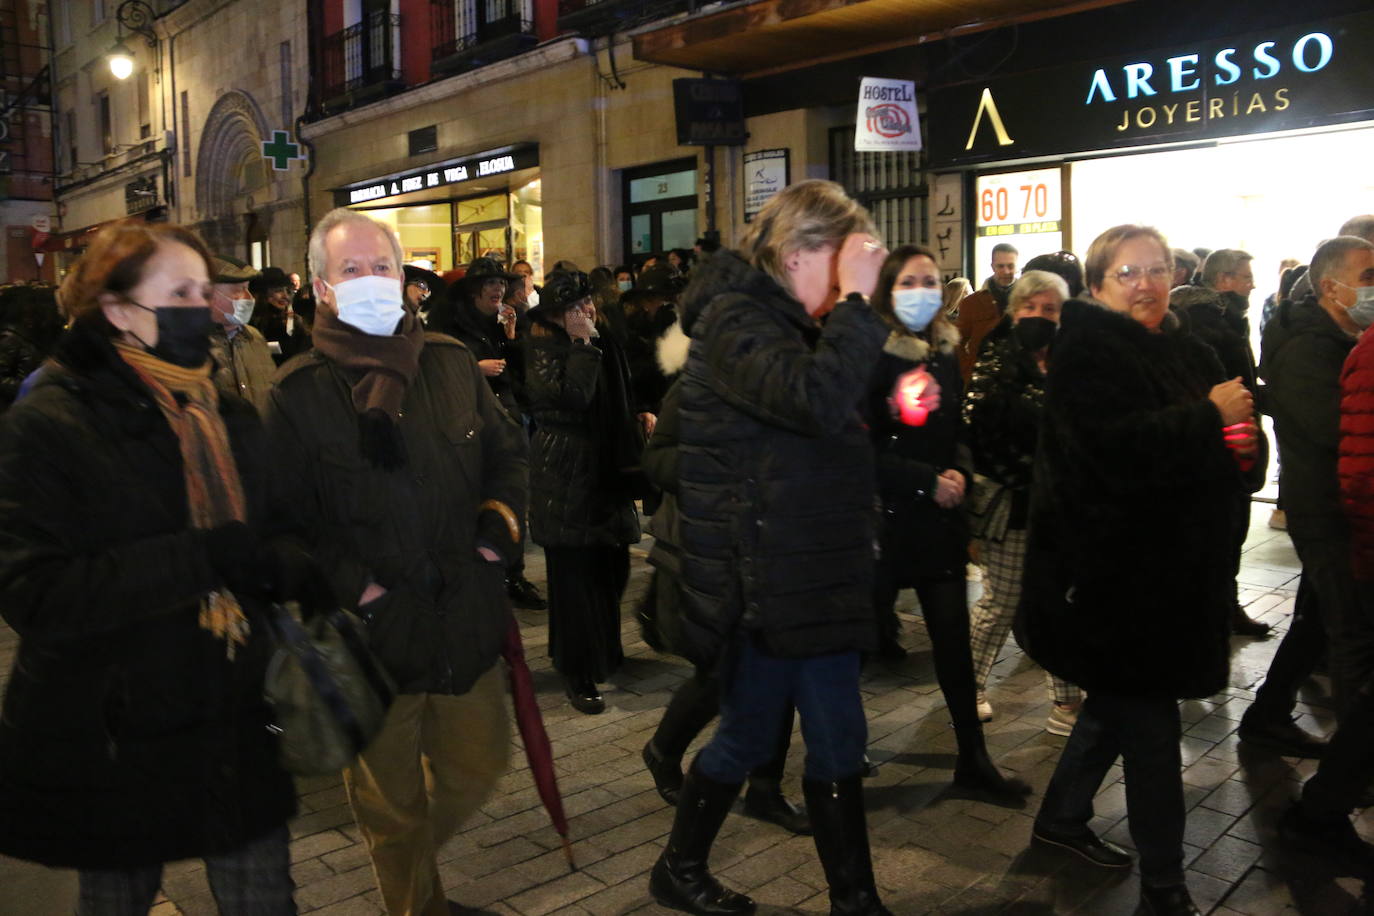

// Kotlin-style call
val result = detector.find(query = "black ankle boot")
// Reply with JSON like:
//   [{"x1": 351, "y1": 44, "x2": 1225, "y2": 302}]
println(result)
[
  {"x1": 643, "y1": 740, "x2": 684, "y2": 806},
  {"x1": 952, "y1": 728, "x2": 1032, "y2": 805},
  {"x1": 803, "y1": 775, "x2": 893, "y2": 916},
  {"x1": 649, "y1": 765, "x2": 756, "y2": 915},
  {"x1": 1136, "y1": 883, "x2": 1200, "y2": 915},
  {"x1": 743, "y1": 778, "x2": 812, "y2": 835}
]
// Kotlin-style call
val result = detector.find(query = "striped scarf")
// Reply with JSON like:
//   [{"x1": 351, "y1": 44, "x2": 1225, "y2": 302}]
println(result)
[{"x1": 114, "y1": 341, "x2": 251, "y2": 657}]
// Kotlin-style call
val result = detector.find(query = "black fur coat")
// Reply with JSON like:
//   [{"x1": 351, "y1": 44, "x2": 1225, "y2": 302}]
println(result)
[{"x1": 1015, "y1": 299, "x2": 1239, "y2": 699}]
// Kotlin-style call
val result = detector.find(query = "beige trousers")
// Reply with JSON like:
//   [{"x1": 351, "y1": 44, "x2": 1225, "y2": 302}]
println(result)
[{"x1": 343, "y1": 664, "x2": 510, "y2": 916}]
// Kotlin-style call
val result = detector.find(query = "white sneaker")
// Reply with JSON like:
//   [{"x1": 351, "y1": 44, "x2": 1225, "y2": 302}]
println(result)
[
  {"x1": 1047, "y1": 703, "x2": 1079, "y2": 736},
  {"x1": 976, "y1": 691, "x2": 994, "y2": 722}
]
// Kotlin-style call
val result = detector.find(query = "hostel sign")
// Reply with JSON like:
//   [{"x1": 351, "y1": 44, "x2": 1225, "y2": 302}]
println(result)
[{"x1": 927, "y1": 11, "x2": 1374, "y2": 167}]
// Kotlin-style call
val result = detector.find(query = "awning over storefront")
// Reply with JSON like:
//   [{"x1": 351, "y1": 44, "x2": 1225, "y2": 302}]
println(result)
[{"x1": 632, "y1": 0, "x2": 1129, "y2": 78}]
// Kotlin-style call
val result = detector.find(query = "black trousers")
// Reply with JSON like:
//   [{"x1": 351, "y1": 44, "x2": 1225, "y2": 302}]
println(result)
[
  {"x1": 873, "y1": 561, "x2": 982, "y2": 731},
  {"x1": 545, "y1": 544, "x2": 629, "y2": 682}
]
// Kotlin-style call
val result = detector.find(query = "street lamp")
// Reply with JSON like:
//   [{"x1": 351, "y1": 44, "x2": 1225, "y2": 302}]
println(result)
[
  {"x1": 106, "y1": 0, "x2": 157, "y2": 81},
  {"x1": 108, "y1": 37, "x2": 135, "y2": 80}
]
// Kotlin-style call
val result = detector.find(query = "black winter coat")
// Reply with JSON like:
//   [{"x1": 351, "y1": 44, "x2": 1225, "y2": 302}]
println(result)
[
  {"x1": 264, "y1": 333, "x2": 528, "y2": 695},
  {"x1": 1259, "y1": 295, "x2": 1355, "y2": 539},
  {"x1": 1016, "y1": 300, "x2": 1238, "y2": 700},
  {"x1": 963, "y1": 315, "x2": 1046, "y2": 530},
  {"x1": 675, "y1": 251, "x2": 888, "y2": 661},
  {"x1": 524, "y1": 322, "x2": 641, "y2": 548},
  {"x1": 0, "y1": 328, "x2": 42, "y2": 410},
  {"x1": 1171, "y1": 286, "x2": 1269, "y2": 492},
  {"x1": 449, "y1": 298, "x2": 525, "y2": 422},
  {"x1": 0, "y1": 317, "x2": 296, "y2": 868},
  {"x1": 625, "y1": 305, "x2": 677, "y2": 415},
  {"x1": 865, "y1": 327, "x2": 971, "y2": 582}
]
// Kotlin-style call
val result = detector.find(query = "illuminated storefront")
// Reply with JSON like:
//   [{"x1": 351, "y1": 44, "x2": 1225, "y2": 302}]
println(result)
[
  {"x1": 929, "y1": 10, "x2": 1374, "y2": 291},
  {"x1": 334, "y1": 144, "x2": 543, "y2": 277}
]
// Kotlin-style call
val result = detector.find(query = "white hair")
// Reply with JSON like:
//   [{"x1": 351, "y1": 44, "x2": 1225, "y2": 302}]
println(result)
[
  {"x1": 307, "y1": 207, "x2": 404, "y2": 281},
  {"x1": 1009, "y1": 269, "x2": 1069, "y2": 309}
]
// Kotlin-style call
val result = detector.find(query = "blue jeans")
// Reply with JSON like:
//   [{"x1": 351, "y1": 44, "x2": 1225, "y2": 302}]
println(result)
[
  {"x1": 1035, "y1": 692, "x2": 1185, "y2": 888},
  {"x1": 695, "y1": 637, "x2": 867, "y2": 784}
]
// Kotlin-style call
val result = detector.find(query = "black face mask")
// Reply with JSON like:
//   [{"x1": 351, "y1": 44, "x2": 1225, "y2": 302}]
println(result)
[
  {"x1": 1014, "y1": 316, "x2": 1057, "y2": 351},
  {"x1": 127, "y1": 301, "x2": 215, "y2": 368}
]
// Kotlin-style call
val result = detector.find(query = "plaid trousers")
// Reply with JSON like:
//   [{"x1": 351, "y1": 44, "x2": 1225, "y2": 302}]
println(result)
[
  {"x1": 968, "y1": 527, "x2": 1082, "y2": 706},
  {"x1": 78, "y1": 825, "x2": 294, "y2": 915}
]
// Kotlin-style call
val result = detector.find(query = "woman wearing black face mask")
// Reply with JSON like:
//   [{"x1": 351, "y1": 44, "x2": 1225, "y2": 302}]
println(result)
[
  {"x1": 964, "y1": 270, "x2": 1080, "y2": 735},
  {"x1": 0, "y1": 221, "x2": 313, "y2": 912}
]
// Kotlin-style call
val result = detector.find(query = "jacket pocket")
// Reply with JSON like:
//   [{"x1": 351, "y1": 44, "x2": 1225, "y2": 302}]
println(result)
[{"x1": 318, "y1": 447, "x2": 384, "y2": 527}]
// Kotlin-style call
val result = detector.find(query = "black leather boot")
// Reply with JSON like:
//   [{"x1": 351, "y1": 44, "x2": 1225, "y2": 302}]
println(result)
[
  {"x1": 804, "y1": 775, "x2": 894, "y2": 916},
  {"x1": 743, "y1": 777, "x2": 812, "y2": 835},
  {"x1": 1135, "y1": 883, "x2": 1201, "y2": 915},
  {"x1": 952, "y1": 726, "x2": 1032, "y2": 805},
  {"x1": 643, "y1": 740, "x2": 684, "y2": 806},
  {"x1": 649, "y1": 765, "x2": 756, "y2": 915}
]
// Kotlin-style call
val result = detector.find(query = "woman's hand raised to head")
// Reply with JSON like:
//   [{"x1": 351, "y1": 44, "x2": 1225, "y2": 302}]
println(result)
[{"x1": 836, "y1": 233, "x2": 888, "y2": 300}]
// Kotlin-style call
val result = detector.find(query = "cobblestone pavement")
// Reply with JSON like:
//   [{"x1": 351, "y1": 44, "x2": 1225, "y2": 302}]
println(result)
[{"x1": 5, "y1": 512, "x2": 1372, "y2": 915}]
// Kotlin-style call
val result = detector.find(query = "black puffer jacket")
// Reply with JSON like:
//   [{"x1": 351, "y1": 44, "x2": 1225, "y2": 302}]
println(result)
[
  {"x1": 524, "y1": 321, "x2": 640, "y2": 548},
  {"x1": 865, "y1": 325, "x2": 971, "y2": 581},
  {"x1": 963, "y1": 315, "x2": 1045, "y2": 529},
  {"x1": 1016, "y1": 299, "x2": 1237, "y2": 699},
  {"x1": 0, "y1": 316, "x2": 295, "y2": 868},
  {"x1": 1171, "y1": 285, "x2": 1268, "y2": 492},
  {"x1": 1259, "y1": 294, "x2": 1355, "y2": 539},
  {"x1": 264, "y1": 333, "x2": 528, "y2": 695},
  {"x1": 676, "y1": 251, "x2": 888, "y2": 661}
]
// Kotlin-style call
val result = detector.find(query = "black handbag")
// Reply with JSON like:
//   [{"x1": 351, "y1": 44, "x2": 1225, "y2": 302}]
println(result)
[{"x1": 264, "y1": 602, "x2": 396, "y2": 776}]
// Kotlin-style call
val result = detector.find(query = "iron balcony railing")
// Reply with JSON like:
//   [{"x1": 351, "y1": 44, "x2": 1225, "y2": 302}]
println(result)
[
  {"x1": 321, "y1": 11, "x2": 403, "y2": 101},
  {"x1": 431, "y1": 0, "x2": 536, "y2": 73}
]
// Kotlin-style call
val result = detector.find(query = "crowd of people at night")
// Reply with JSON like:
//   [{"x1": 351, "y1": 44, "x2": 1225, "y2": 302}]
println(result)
[{"x1": 0, "y1": 182, "x2": 1371, "y2": 916}]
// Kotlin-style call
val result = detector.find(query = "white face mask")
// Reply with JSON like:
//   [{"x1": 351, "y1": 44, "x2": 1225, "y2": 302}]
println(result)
[
  {"x1": 327, "y1": 275, "x2": 405, "y2": 336},
  {"x1": 526, "y1": 288, "x2": 540, "y2": 310},
  {"x1": 226, "y1": 297, "x2": 256, "y2": 327}
]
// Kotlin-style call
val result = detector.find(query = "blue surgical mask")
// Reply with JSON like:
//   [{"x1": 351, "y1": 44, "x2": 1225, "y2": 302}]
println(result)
[
  {"x1": 227, "y1": 297, "x2": 256, "y2": 327},
  {"x1": 892, "y1": 287, "x2": 943, "y2": 333},
  {"x1": 1337, "y1": 281, "x2": 1374, "y2": 330},
  {"x1": 617, "y1": 280, "x2": 633, "y2": 293}
]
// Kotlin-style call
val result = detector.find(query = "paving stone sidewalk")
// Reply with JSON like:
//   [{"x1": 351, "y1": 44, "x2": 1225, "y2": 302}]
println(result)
[{"x1": 4, "y1": 512, "x2": 1370, "y2": 915}]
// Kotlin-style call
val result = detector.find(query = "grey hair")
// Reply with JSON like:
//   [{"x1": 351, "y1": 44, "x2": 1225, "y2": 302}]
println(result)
[
  {"x1": 738, "y1": 179, "x2": 876, "y2": 291},
  {"x1": 307, "y1": 207, "x2": 404, "y2": 281},
  {"x1": 1008, "y1": 269, "x2": 1068, "y2": 310},
  {"x1": 1171, "y1": 248, "x2": 1198, "y2": 275},
  {"x1": 1310, "y1": 235, "x2": 1374, "y2": 294},
  {"x1": 1338, "y1": 215, "x2": 1374, "y2": 243},
  {"x1": 1201, "y1": 249, "x2": 1252, "y2": 289}
]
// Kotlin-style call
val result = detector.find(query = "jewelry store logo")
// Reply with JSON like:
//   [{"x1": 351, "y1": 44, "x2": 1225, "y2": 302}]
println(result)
[{"x1": 961, "y1": 29, "x2": 1336, "y2": 151}]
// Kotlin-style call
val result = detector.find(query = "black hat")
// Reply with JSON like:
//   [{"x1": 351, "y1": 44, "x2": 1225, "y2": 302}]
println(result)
[
  {"x1": 1024, "y1": 251, "x2": 1085, "y2": 298},
  {"x1": 632, "y1": 264, "x2": 685, "y2": 296},
  {"x1": 464, "y1": 257, "x2": 519, "y2": 285},
  {"x1": 211, "y1": 254, "x2": 259, "y2": 284},
  {"x1": 535, "y1": 270, "x2": 592, "y2": 314},
  {"x1": 249, "y1": 266, "x2": 292, "y2": 296}
]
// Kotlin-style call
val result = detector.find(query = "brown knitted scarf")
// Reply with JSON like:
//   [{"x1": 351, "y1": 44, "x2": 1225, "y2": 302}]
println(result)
[
  {"x1": 114, "y1": 341, "x2": 250, "y2": 657},
  {"x1": 312, "y1": 307, "x2": 425, "y2": 419}
]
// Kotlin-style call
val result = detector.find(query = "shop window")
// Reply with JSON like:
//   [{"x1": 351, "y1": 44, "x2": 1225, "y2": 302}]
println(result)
[
  {"x1": 622, "y1": 158, "x2": 698, "y2": 266},
  {"x1": 829, "y1": 126, "x2": 923, "y2": 248},
  {"x1": 368, "y1": 203, "x2": 458, "y2": 273},
  {"x1": 510, "y1": 178, "x2": 543, "y2": 280},
  {"x1": 455, "y1": 193, "x2": 509, "y2": 265}
]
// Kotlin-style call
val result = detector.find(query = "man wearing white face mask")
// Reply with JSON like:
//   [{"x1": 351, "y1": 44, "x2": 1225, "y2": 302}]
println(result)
[
  {"x1": 207, "y1": 255, "x2": 276, "y2": 412},
  {"x1": 264, "y1": 208, "x2": 529, "y2": 916}
]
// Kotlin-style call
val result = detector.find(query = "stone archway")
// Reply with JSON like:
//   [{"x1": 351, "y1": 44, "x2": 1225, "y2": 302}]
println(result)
[{"x1": 194, "y1": 90, "x2": 272, "y2": 255}]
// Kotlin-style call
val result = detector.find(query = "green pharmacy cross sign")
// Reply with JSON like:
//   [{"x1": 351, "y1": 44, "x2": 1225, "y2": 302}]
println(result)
[{"x1": 262, "y1": 131, "x2": 305, "y2": 171}]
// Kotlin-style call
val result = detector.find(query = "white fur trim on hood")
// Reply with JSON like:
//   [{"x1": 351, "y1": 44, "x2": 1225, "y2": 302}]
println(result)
[{"x1": 656, "y1": 320, "x2": 691, "y2": 376}]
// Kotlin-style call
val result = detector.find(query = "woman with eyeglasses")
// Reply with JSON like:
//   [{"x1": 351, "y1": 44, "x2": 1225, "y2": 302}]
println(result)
[
  {"x1": 863, "y1": 244, "x2": 1031, "y2": 805},
  {"x1": 1016, "y1": 225, "x2": 1255, "y2": 916}
]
